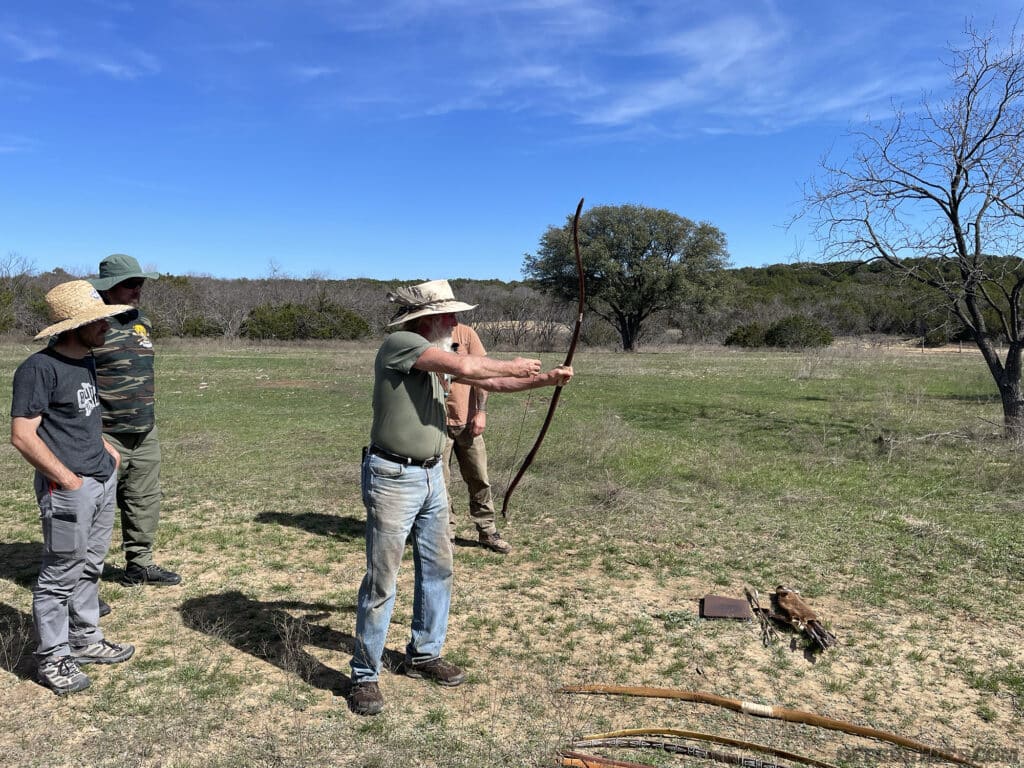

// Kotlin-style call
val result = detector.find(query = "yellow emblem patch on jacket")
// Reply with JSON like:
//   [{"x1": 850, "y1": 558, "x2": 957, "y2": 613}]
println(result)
[{"x1": 133, "y1": 324, "x2": 149, "y2": 338}]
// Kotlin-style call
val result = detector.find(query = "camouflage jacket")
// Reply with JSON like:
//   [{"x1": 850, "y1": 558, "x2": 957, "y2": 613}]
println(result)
[{"x1": 92, "y1": 312, "x2": 156, "y2": 434}]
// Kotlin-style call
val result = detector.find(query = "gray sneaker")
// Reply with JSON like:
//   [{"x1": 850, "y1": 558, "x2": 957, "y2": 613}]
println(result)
[
  {"x1": 71, "y1": 639, "x2": 135, "y2": 665},
  {"x1": 37, "y1": 655, "x2": 91, "y2": 695}
]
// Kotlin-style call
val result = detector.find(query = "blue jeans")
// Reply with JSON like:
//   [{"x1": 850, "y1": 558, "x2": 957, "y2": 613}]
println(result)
[{"x1": 350, "y1": 452, "x2": 454, "y2": 683}]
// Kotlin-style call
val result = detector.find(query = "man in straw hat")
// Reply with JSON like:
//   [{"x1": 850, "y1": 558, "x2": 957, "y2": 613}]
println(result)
[
  {"x1": 10, "y1": 281, "x2": 138, "y2": 694},
  {"x1": 348, "y1": 279, "x2": 572, "y2": 716},
  {"x1": 90, "y1": 254, "x2": 181, "y2": 588}
]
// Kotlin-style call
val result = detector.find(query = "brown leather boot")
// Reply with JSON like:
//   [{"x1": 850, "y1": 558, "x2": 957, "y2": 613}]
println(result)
[{"x1": 478, "y1": 531, "x2": 512, "y2": 554}]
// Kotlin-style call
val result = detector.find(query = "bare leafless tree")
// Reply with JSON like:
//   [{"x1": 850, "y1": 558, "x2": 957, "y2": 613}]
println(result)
[
  {"x1": 803, "y1": 22, "x2": 1024, "y2": 436},
  {"x1": 0, "y1": 252, "x2": 41, "y2": 334}
]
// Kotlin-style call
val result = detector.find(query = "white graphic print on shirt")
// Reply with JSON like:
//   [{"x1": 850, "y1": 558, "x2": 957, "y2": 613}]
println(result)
[{"x1": 77, "y1": 381, "x2": 100, "y2": 417}]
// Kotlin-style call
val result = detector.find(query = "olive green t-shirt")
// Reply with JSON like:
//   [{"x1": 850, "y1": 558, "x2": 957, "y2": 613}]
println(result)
[{"x1": 369, "y1": 331, "x2": 446, "y2": 461}]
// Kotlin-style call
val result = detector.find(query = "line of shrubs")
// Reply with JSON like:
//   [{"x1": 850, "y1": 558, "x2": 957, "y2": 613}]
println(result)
[
  {"x1": 724, "y1": 315, "x2": 834, "y2": 349},
  {"x1": 240, "y1": 301, "x2": 371, "y2": 340}
]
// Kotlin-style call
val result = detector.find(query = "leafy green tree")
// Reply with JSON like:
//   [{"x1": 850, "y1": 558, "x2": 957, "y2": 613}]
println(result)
[{"x1": 524, "y1": 204, "x2": 729, "y2": 350}]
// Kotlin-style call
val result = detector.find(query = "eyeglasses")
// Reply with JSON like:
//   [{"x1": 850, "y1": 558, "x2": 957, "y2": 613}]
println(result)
[{"x1": 118, "y1": 279, "x2": 146, "y2": 289}]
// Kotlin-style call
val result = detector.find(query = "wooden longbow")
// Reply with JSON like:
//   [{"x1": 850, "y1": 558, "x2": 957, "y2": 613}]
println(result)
[
  {"x1": 561, "y1": 746, "x2": 791, "y2": 768},
  {"x1": 561, "y1": 684, "x2": 980, "y2": 767},
  {"x1": 500, "y1": 197, "x2": 585, "y2": 520},
  {"x1": 573, "y1": 727, "x2": 837, "y2": 768}
]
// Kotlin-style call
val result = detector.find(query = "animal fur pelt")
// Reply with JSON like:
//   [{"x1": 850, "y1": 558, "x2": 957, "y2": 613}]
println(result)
[{"x1": 771, "y1": 586, "x2": 837, "y2": 651}]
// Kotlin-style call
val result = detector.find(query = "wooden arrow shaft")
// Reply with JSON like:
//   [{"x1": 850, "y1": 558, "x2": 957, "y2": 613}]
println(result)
[{"x1": 577, "y1": 728, "x2": 836, "y2": 768}]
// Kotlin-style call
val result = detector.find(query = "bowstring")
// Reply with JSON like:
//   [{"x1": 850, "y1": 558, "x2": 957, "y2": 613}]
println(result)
[{"x1": 502, "y1": 389, "x2": 534, "y2": 497}]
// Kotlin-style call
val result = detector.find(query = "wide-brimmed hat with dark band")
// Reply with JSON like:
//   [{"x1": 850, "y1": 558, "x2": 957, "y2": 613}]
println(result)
[
  {"x1": 386, "y1": 279, "x2": 477, "y2": 327},
  {"x1": 35, "y1": 280, "x2": 136, "y2": 340},
  {"x1": 88, "y1": 253, "x2": 160, "y2": 291}
]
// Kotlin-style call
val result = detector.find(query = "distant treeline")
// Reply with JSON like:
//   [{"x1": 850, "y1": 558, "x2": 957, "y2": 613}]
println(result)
[{"x1": 0, "y1": 259, "x2": 985, "y2": 350}]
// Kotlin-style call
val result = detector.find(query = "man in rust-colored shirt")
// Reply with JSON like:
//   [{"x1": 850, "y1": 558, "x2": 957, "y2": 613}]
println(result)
[{"x1": 443, "y1": 323, "x2": 511, "y2": 554}]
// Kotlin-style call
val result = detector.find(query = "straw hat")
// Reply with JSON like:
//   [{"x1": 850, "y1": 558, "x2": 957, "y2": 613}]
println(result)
[
  {"x1": 35, "y1": 280, "x2": 137, "y2": 340},
  {"x1": 89, "y1": 253, "x2": 160, "y2": 291},
  {"x1": 385, "y1": 279, "x2": 477, "y2": 327}
]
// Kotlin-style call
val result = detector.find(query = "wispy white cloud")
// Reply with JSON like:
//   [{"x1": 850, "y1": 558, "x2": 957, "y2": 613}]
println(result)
[
  {"x1": 83, "y1": 47, "x2": 161, "y2": 79},
  {"x1": 292, "y1": 65, "x2": 340, "y2": 82},
  {"x1": 294, "y1": 1, "x2": 933, "y2": 133},
  {"x1": 0, "y1": 134, "x2": 34, "y2": 154},
  {"x1": 2, "y1": 29, "x2": 62, "y2": 62},
  {"x1": 2, "y1": 0, "x2": 991, "y2": 137},
  {"x1": 1, "y1": 21, "x2": 159, "y2": 79},
  {"x1": 204, "y1": 39, "x2": 273, "y2": 55}
]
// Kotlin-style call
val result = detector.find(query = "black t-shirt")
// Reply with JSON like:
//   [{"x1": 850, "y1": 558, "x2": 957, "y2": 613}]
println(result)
[{"x1": 10, "y1": 347, "x2": 116, "y2": 480}]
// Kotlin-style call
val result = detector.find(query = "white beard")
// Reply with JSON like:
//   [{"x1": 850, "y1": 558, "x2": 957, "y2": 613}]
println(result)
[
  {"x1": 422, "y1": 316, "x2": 454, "y2": 351},
  {"x1": 431, "y1": 333, "x2": 454, "y2": 352}
]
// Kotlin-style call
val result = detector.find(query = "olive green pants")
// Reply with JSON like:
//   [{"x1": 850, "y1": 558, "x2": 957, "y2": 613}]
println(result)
[
  {"x1": 442, "y1": 424, "x2": 498, "y2": 537},
  {"x1": 105, "y1": 426, "x2": 162, "y2": 568}
]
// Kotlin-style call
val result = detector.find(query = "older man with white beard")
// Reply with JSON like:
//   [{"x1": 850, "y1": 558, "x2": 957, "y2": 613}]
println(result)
[{"x1": 348, "y1": 279, "x2": 573, "y2": 716}]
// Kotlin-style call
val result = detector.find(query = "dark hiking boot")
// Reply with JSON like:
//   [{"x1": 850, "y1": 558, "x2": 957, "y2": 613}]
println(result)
[
  {"x1": 348, "y1": 681, "x2": 384, "y2": 716},
  {"x1": 478, "y1": 531, "x2": 512, "y2": 555},
  {"x1": 37, "y1": 655, "x2": 91, "y2": 695},
  {"x1": 405, "y1": 657, "x2": 465, "y2": 686},
  {"x1": 99, "y1": 598, "x2": 111, "y2": 617},
  {"x1": 71, "y1": 638, "x2": 135, "y2": 665},
  {"x1": 120, "y1": 563, "x2": 182, "y2": 587}
]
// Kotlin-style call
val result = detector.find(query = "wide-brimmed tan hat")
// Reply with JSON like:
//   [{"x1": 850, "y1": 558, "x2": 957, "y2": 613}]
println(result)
[
  {"x1": 89, "y1": 253, "x2": 160, "y2": 291},
  {"x1": 386, "y1": 279, "x2": 477, "y2": 327},
  {"x1": 35, "y1": 280, "x2": 137, "y2": 340}
]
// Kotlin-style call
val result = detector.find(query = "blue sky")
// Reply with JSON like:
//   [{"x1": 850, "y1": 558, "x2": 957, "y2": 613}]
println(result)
[{"x1": 1, "y1": 1, "x2": 1018, "y2": 282}]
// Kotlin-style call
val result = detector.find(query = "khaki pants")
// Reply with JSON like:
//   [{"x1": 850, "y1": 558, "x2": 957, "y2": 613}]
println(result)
[
  {"x1": 442, "y1": 424, "x2": 497, "y2": 537},
  {"x1": 106, "y1": 426, "x2": 162, "y2": 568}
]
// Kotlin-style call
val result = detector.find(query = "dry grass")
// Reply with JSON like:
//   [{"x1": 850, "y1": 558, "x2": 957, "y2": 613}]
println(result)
[{"x1": 0, "y1": 340, "x2": 1021, "y2": 768}]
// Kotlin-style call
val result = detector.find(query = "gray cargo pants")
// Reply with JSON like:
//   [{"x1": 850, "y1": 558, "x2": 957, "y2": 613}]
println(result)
[{"x1": 32, "y1": 472, "x2": 116, "y2": 659}]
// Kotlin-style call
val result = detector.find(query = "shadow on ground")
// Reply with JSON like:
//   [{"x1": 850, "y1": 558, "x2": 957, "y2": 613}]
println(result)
[
  {"x1": 254, "y1": 511, "x2": 366, "y2": 541},
  {"x1": 0, "y1": 543, "x2": 40, "y2": 589},
  {"x1": 178, "y1": 591, "x2": 404, "y2": 697}
]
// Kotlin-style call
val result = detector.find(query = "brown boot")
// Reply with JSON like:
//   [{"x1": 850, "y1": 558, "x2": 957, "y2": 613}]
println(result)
[
  {"x1": 478, "y1": 531, "x2": 512, "y2": 554},
  {"x1": 405, "y1": 657, "x2": 465, "y2": 686},
  {"x1": 349, "y1": 681, "x2": 384, "y2": 715}
]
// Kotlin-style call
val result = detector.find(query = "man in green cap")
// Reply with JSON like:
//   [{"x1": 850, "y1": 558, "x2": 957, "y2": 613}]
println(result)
[{"x1": 90, "y1": 254, "x2": 181, "y2": 587}]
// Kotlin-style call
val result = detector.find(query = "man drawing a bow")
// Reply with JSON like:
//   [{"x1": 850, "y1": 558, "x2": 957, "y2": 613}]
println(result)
[{"x1": 348, "y1": 279, "x2": 573, "y2": 716}]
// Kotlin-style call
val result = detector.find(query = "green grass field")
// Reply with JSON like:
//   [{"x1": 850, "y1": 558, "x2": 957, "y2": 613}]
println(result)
[{"x1": 0, "y1": 339, "x2": 1021, "y2": 767}]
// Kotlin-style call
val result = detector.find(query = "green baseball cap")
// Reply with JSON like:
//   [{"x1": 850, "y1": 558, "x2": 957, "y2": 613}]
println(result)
[{"x1": 89, "y1": 253, "x2": 160, "y2": 291}]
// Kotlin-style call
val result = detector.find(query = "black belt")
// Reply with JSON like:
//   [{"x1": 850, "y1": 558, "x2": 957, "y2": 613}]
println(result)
[{"x1": 368, "y1": 444, "x2": 442, "y2": 468}]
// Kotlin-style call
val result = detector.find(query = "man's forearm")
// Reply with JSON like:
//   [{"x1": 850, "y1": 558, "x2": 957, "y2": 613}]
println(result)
[
  {"x1": 476, "y1": 370, "x2": 563, "y2": 393},
  {"x1": 416, "y1": 347, "x2": 540, "y2": 380},
  {"x1": 454, "y1": 355, "x2": 532, "y2": 380}
]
